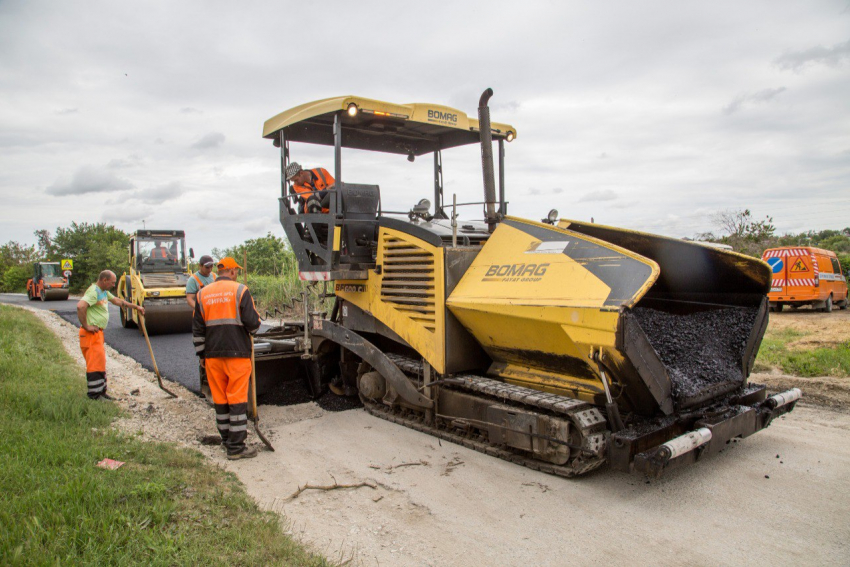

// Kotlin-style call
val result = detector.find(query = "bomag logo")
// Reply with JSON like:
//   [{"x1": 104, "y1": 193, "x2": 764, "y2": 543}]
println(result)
[
  {"x1": 483, "y1": 263, "x2": 549, "y2": 282},
  {"x1": 427, "y1": 109, "x2": 458, "y2": 123},
  {"x1": 335, "y1": 283, "x2": 366, "y2": 293}
]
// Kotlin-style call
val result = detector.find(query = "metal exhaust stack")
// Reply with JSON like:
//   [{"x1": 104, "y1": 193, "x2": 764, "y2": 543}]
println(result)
[{"x1": 478, "y1": 88, "x2": 498, "y2": 233}]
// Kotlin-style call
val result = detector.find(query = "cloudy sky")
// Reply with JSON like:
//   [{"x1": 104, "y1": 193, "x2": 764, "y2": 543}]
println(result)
[{"x1": 1, "y1": 1, "x2": 848, "y2": 255}]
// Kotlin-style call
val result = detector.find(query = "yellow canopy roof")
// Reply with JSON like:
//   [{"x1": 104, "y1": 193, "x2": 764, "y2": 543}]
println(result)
[{"x1": 263, "y1": 96, "x2": 517, "y2": 156}]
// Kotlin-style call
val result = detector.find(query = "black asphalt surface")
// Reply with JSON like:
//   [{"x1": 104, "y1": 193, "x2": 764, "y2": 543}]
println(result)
[
  {"x1": 0, "y1": 293, "x2": 360, "y2": 411},
  {"x1": 1, "y1": 293, "x2": 204, "y2": 392}
]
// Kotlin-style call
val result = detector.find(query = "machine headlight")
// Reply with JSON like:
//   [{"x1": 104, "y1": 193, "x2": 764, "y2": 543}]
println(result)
[
  {"x1": 547, "y1": 209, "x2": 559, "y2": 224},
  {"x1": 506, "y1": 131, "x2": 515, "y2": 142},
  {"x1": 347, "y1": 103, "x2": 358, "y2": 117},
  {"x1": 413, "y1": 198, "x2": 431, "y2": 215}
]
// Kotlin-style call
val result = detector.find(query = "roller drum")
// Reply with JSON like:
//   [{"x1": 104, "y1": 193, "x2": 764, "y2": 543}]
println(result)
[
  {"x1": 42, "y1": 288, "x2": 70, "y2": 301},
  {"x1": 141, "y1": 298, "x2": 193, "y2": 334}
]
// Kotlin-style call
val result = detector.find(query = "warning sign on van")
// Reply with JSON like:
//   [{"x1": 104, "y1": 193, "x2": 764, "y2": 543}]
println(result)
[{"x1": 790, "y1": 258, "x2": 808, "y2": 272}]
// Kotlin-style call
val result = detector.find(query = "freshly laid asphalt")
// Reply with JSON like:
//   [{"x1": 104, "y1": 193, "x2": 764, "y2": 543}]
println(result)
[{"x1": 2, "y1": 292, "x2": 361, "y2": 411}]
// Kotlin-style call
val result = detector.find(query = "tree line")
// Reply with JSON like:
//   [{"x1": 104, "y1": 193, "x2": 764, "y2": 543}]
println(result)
[
  {"x1": 0, "y1": 224, "x2": 297, "y2": 294},
  {"x1": 1, "y1": 215, "x2": 847, "y2": 295},
  {"x1": 697, "y1": 209, "x2": 850, "y2": 274}
]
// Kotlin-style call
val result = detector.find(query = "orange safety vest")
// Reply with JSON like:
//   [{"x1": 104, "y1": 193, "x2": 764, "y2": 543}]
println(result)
[
  {"x1": 197, "y1": 279, "x2": 248, "y2": 327},
  {"x1": 293, "y1": 168, "x2": 335, "y2": 213},
  {"x1": 151, "y1": 247, "x2": 169, "y2": 258},
  {"x1": 194, "y1": 277, "x2": 260, "y2": 359},
  {"x1": 192, "y1": 272, "x2": 216, "y2": 290}
]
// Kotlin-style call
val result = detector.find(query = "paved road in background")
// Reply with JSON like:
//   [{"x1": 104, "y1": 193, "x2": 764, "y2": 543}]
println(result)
[{"x1": 1, "y1": 293, "x2": 203, "y2": 392}]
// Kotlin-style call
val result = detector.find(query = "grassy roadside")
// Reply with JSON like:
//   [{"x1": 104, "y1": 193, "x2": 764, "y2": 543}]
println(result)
[
  {"x1": 0, "y1": 305, "x2": 327, "y2": 566},
  {"x1": 754, "y1": 327, "x2": 850, "y2": 377}
]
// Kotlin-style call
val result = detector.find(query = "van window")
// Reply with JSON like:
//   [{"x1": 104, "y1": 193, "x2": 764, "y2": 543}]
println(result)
[{"x1": 831, "y1": 258, "x2": 842, "y2": 274}]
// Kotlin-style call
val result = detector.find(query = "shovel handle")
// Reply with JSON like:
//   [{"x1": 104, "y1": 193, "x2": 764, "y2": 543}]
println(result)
[{"x1": 139, "y1": 314, "x2": 178, "y2": 399}]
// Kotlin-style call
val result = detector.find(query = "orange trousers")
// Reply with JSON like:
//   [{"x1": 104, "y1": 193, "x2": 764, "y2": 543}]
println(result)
[
  {"x1": 205, "y1": 357, "x2": 251, "y2": 406},
  {"x1": 79, "y1": 328, "x2": 106, "y2": 372},
  {"x1": 79, "y1": 328, "x2": 107, "y2": 398}
]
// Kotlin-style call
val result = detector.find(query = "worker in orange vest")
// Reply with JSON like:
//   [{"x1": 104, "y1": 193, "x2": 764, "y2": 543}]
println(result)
[
  {"x1": 150, "y1": 241, "x2": 173, "y2": 259},
  {"x1": 285, "y1": 162, "x2": 335, "y2": 213},
  {"x1": 193, "y1": 257, "x2": 261, "y2": 459},
  {"x1": 186, "y1": 254, "x2": 217, "y2": 402},
  {"x1": 77, "y1": 270, "x2": 145, "y2": 400}
]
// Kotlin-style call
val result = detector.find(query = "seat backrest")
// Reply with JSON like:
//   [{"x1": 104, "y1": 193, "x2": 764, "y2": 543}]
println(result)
[{"x1": 339, "y1": 183, "x2": 380, "y2": 264}]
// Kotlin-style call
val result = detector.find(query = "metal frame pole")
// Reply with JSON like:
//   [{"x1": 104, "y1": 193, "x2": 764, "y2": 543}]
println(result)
[
  {"x1": 434, "y1": 150, "x2": 447, "y2": 219},
  {"x1": 280, "y1": 131, "x2": 288, "y2": 198},
  {"x1": 333, "y1": 112, "x2": 342, "y2": 214},
  {"x1": 498, "y1": 139, "x2": 506, "y2": 216}
]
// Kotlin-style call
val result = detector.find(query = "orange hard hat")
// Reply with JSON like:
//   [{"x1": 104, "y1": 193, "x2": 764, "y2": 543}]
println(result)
[{"x1": 217, "y1": 257, "x2": 244, "y2": 271}]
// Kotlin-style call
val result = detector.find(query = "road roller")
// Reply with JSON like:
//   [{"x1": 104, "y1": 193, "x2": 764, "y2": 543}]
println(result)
[
  {"x1": 254, "y1": 90, "x2": 801, "y2": 478},
  {"x1": 27, "y1": 262, "x2": 70, "y2": 301},
  {"x1": 116, "y1": 230, "x2": 194, "y2": 335}
]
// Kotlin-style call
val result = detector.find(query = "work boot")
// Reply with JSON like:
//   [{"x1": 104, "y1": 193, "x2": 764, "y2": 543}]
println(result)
[
  {"x1": 226, "y1": 446, "x2": 258, "y2": 460},
  {"x1": 99, "y1": 393, "x2": 120, "y2": 401}
]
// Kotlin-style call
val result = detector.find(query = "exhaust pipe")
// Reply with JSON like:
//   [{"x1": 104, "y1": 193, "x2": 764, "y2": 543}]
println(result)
[{"x1": 477, "y1": 88, "x2": 498, "y2": 233}]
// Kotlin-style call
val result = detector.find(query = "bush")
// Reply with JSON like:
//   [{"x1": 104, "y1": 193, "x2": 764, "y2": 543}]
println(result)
[{"x1": 1, "y1": 265, "x2": 30, "y2": 292}]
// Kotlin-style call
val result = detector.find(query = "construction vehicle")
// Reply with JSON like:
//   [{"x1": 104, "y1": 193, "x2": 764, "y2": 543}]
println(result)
[
  {"x1": 27, "y1": 262, "x2": 69, "y2": 301},
  {"x1": 255, "y1": 91, "x2": 801, "y2": 478},
  {"x1": 762, "y1": 246, "x2": 848, "y2": 312},
  {"x1": 116, "y1": 230, "x2": 194, "y2": 335}
]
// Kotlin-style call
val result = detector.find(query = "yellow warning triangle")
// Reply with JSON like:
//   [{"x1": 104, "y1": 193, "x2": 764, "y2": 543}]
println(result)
[{"x1": 790, "y1": 258, "x2": 807, "y2": 272}]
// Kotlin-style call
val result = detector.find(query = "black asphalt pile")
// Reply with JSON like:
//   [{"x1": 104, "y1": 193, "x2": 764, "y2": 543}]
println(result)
[
  {"x1": 633, "y1": 306, "x2": 758, "y2": 401},
  {"x1": 259, "y1": 379, "x2": 362, "y2": 412}
]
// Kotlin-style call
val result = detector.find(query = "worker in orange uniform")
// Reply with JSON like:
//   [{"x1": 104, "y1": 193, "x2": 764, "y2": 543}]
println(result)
[
  {"x1": 150, "y1": 240, "x2": 173, "y2": 259},
  {"x1": 193, "y1": 257, "x2": 261, "y2": 459},
  {"x1": 76, "y1": 270, "x2": 145, "y2": 400},
  {"x1": 285, "y1": 162, "x2": 335, "y2": 213}
]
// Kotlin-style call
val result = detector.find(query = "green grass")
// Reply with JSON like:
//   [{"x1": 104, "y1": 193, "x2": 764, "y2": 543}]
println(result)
[
  {"x1": 754, "y1": 327, "x2": 850, "y2": 378},
  {"x1": 248, "y1": 273, "x2": 333, "y2": 319},
  {"x1": 0, "y1": 305, "x2": 327, "y2": 566}
]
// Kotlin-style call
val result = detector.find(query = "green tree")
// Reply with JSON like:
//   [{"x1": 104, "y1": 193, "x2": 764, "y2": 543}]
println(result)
[
  {"x1": 2, "y1": 265, "x2": 31, "y2": 293},
  {"x1": 0, "y1": 241, "x2": 39, "y2": 292},
  {"x1": 219, "y1": 232, "x2": 296, "y2": 276},
  {"x1": 709, "y1": 209, "x2": 777, "y2": 257},
  {"x1": 51, "y1": 222, "x2": 129, "y2": 292}
]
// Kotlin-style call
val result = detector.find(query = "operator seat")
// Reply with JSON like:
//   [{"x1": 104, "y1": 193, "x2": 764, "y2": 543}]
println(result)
[{"x1": 339, "y1": 183, "x2": 380, "y2": 266}]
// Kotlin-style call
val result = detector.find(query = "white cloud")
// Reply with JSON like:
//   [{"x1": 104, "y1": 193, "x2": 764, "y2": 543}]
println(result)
[
  {"x1": 191, "y1": 132, "x2": 225, "y2": 149},
  {"x1": 102, "y1": 206, "x2": 153, "y2": 223},
  {"x1": 722, "y1": 87, "x2": 787, "y2": 115},
  {"x1": 0, "y1": 1, "x2": 847, "y2": 253},
  {"x1": 774, "y1": 39, "x2": 850, "y2": 72},
  {"x1": 46, "y1": 166, "x2": 134, "y2": 196},
  {"x1": 579, "y1": 189, "x2": 618, "y2": 202}
]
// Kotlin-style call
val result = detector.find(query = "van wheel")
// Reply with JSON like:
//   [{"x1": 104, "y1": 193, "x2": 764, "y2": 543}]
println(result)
[
  {"x1": 840, "y1": 295, "x2": 848, "y2": 310},
  {"x1": 774, "y1": 304, "x2": 784, "y2": 312},
  {"x1": 823, "y1": 295, "x2": 833, "y2": 313}
]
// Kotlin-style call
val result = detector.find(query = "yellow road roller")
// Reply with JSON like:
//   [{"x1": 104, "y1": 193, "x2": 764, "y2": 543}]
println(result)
[
  {"x1": 255, "y1": 90, "x2": 801, "y2": 478},
  {"x1": 116, "y1": 230, "x2": 194, "y2": 335}
]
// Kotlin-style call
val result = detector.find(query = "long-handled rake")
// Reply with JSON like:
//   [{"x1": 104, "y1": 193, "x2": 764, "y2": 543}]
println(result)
[
  {"x1": 249, "y1": 338, "x2": 275, "y2": 451},
  {"x1": 139, "y1": 314, "x2": 178, "y2": 399}
]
